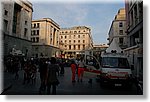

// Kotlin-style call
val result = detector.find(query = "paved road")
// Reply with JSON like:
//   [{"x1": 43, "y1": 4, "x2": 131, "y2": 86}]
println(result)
[{"x1": 1, "y1": 67, "x2": 138, "y2": 95}]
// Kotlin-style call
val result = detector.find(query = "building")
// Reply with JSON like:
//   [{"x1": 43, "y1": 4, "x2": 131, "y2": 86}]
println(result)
[
  {"x1": 31, "y1": 18, "x2": 60, "y2": 58},
  {"x1": 108, "y1": 8, "x2": 127, "y2": 49},
  {"x1": 124, "y1": 0, "x2": 143, "y2": 81},
  {"x1": 93, "y1": 44, "x2": 109, "y2": 59},
  {"x1": 60, "y1": 26, "x2": 93, "y2": 59},
  {"x1": 2, "y1": 0, "x2": 33, "y2": 57}
]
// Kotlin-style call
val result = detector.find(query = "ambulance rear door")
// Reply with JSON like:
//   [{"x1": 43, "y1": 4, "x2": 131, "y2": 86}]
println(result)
[{"x1": 83, "y1": 55, "x2": 101, "y2": 79}]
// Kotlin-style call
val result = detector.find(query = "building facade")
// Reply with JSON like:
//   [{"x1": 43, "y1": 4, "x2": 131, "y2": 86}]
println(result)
[
  {"x1": 108, "y1": 8, "x2": 127, "y2": 49},
  {"x1": 2, "y1": 0, "x2": 33, "y2": 58},
  {"x1": 93, "y1": 44, "x2": 109, "y2": 60},
  {"x1": 31, "y1": 18, "x2": 60, "y2": 58},
  {"x1": 60, "y1": 26, "x2": 93, "y2": 59},
  {"x1": 124, "y1": 0, "x2": 143, "y2": 81}
]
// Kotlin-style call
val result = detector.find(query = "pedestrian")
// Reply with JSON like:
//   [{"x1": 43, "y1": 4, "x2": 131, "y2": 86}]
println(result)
[
  {"x1": 46, "y1": 57, "x2": 60, "y2": 95},
  {"x1": 13, "y1": 58, "x2": 19, "y2": 80},
  {"x1": 70, "y1": 60, "x2": 77, "y2": 83},
  {"x1": 75, "y1": 59, "x2": 79, "y2": 74},
  {"x1": 23, "y1": 61, "x2": 31, "y2": 84},
  {"x1": 39, "y1": 58, "x2": 48, "y2": 93},
  {"x1": 59, "y1": 60, "x2": 65, "y2": 75},
  {"x1": 30, "y1": 61, "x2": 37, "y2": 84},
  {"x1": 78, "y1": 57, "x2": 85, "y2": 82}
]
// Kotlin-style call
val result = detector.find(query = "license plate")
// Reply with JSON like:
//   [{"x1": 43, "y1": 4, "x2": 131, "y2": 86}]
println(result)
[{"x1": 115, "y1": 84, "x2": 122, "y2": 86}]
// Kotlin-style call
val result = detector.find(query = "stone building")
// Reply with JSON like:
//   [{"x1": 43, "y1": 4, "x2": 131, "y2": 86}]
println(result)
[
  {"x1": 124, "y1": 0, "x2": 143, "y2": 81},
  {"x1": 2, "y1": 0, "x2": 33, "y2": 58},
  {"x1": 31, "y1": 18, "x2": 60, "y2": 58},
  {"x1": 108, "y1": 8, "x2": 127, "y2": 49},
  {"x1": 60, "y1": 26, "x2": 93, "y2": 59}
]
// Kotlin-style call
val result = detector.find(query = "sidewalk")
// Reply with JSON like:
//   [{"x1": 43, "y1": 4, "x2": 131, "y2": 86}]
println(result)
[{"x1": 1, "y1": 71, "x2": 14, "y2": 94}]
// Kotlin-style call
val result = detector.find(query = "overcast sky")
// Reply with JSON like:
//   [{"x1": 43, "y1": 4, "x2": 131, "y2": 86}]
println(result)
[{"x1": 30, "y1": 0, "x2": 125, "y2": 44}]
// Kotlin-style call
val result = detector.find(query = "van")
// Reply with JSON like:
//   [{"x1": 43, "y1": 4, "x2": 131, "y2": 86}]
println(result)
[
  {"x1": 99, "y1": 52, "x2": 133, "y2": 87},
  {"x1": 83, "y1": 39, "x2": 133, "y2": 87}
]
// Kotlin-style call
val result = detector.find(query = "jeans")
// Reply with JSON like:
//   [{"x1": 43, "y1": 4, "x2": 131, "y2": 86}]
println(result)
[{"x1": 47, "y1": 83, "x2": 56, "y2": 95}]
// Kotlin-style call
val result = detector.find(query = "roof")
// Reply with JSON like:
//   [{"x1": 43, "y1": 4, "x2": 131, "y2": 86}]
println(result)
[{"x1": 106, "y1": 38, "x2": 123, "y2": 53}]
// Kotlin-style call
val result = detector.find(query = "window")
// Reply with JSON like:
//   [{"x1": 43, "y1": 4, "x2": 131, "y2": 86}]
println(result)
[
  {"x1": 101, "y1": 57, "x2": 129, "y2": 68},
  {"x1": 74, "y1": 31, "x2": 77, "y2": 33},
  {"x1": 50, "y1": 38, "x2": 52, "y2": 44},
  {"x1": 65, "y1": 36, "x2": 67, "y2": 39},
  {"x1": 69, "y1": 40, "x2": 71, "y2": 43},
  {"x1": 34, "y1": 24, "x2": 36, "y2": 28},
  {"x1": 3, "y1": 20, "x2": 8, "y2": 32},
  {"x1": 4, "y1": 10, "x2": 8, "y2": 16},
  {"x1": 25, "y1": 21, "x2": 27, "y2": 25},
  {"x1": 57, "y1": 41, "x2": 59, "y2": 46},
  {"x1": 78, "y1": 40, "x2": 80, "y2": 43},
  {"x1": 12, "y1": 9, "x2": 18, "y2": 33},
  {"x1": 69, "y1": 45, "x2": 71, "y2": 50},
  {"x1": 33, "y1": 30, "x2": 36, "y2": 35},
  {"x1": 74, "y1": 45, "x2": 76, "y2": 50},
  {"x1": 24, "y1": 28, "x2": 27, "y2": 37},
  {"x1": 31, "y1": 31, "x2": 33, "y2": 35},
  {"x1": 119, "y1": 30, "x2": 123, "y2": 35},
  {"x1": 33, "y1": 37, "x2": 35, "y2": 42},
  {"x1": 78, "y1": 45, "x2": 80, "y2": 50},
  {"x1": 65, "y1": 40, "x2": 67, "y2": 43},
  {"x1": 37, "y1": 30, "x2": 39, "y2": 35},
  {"x1": 74, "y1": 40, "x2": 75, "y2": 43},
  {"x1": 119, "y1": 22, "x2": 123, "y2": 27},
  {"x1": 83, "y1": 45, "x2": 85, "y2": 50},
  {"x1": 61, "y1": 36, "x2": 63, "y2": 39},
  {"x1": 78, "y1": 35, "x2": 80, "y2": 38},
  {"x1": 37, "y1": 23, "x2": 39, "y2": 28},
  {"x1": 74, "y1": 35, "x2": 76, "y2": 38},
  {"x1": 119, "y1": 38, "x2": 123, "y2": 44},
  {"x1": 83, "y1": 40, "x2": 85, "y2": 43},
  {"x1": 36, "y1": 37, "x2": 39, "y2": 42}
]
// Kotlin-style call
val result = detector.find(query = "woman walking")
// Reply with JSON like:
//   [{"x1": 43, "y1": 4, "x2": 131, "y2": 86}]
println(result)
[{"x1": 46, "y1": 57, "x2": 60, "y2": 95}]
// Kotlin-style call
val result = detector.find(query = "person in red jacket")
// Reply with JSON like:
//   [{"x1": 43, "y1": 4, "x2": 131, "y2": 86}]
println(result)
[{"x1": 70, "y1": 60, "x2": 77, "y2": 83}]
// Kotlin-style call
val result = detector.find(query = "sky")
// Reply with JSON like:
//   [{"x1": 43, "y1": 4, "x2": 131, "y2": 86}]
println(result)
[{"x1": 30, "y1": 0, "x2": 125, "y2": 44}]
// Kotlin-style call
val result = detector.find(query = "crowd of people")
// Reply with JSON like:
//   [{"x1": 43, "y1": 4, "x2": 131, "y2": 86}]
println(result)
[{"x1": 4, "y1": 55, "x2": 87, "y2": 95}]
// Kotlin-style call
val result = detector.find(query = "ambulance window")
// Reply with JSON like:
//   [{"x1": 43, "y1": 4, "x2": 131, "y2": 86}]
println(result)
[
  {"x1": 101, "y1": 57, "x2": 129, "y2": 68},
  {"x1": 86, "y1": 55, "x2": 99, "y2": 69}
]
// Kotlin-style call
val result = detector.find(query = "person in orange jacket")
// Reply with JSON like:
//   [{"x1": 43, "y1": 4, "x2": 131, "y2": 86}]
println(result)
[{"x1": 70, "y1": 60, "x2": 77, "y2": 83}]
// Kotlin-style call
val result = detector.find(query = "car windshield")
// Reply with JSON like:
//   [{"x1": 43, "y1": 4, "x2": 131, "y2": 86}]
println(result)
[{"x1": 101, "y1": 57, "x2": 130, "y2": 69}]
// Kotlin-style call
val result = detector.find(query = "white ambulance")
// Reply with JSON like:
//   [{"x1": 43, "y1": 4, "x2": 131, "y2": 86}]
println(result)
[
  {"x1": 84, "y1": 39, "x2": 133, "y2": 87},
  {"x1": 99, "y1": 39, "x2": 133, "y2": 86}
]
